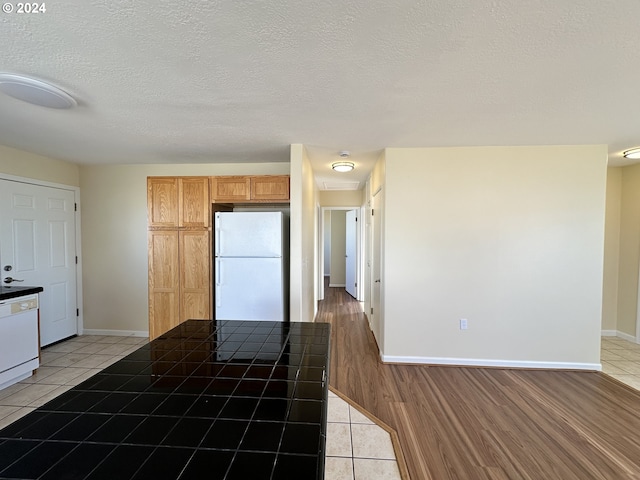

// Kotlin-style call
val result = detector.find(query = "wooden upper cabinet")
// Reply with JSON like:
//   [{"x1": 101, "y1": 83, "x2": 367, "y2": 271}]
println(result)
[
  {"x1": 148, "y1": 177, "x2": 209, "y2": 228},
  {"x1": 147, "y1": 177, "x2": 179, "y2": 228},
  {"x1": 179, "y1": 177, "x2": 209, "y2": 228},
  {"x1": 250, "y1": 175, "x2": 290, "y2": 201},
  {"x1": 211, "y1": 175, "x2": 290, "y2": 203},
  {"x1": 211, "y1": 176, "x2": 251, "y2": 202}
]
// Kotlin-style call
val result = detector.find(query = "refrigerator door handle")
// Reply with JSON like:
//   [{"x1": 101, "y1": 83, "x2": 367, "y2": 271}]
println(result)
[
  {"x1": 215, "y1": 227, "x2": 221, "y2": 256},
  {"x1": 216, "y1": 259, "x2": 222, "y2": 307}
]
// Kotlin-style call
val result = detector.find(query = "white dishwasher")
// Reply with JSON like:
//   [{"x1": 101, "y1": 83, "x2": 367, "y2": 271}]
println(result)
[{"x1": 0, "y1": 294, "x2": 39, "y2": 390}]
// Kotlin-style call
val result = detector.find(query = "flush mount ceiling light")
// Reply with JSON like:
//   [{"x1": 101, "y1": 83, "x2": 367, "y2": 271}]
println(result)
[
  {"x1": 623, "y1": 148, "x2": 640, "y2": 160},
  {"x1": 332, "y1": 161, "x2": 354, "y2": 172},
  {"x1": 332, "y1": 151, "x2": 354, "y2": 172},
  {"x1": 0, "y1": 73, "x2": 77, "y2": 109}
]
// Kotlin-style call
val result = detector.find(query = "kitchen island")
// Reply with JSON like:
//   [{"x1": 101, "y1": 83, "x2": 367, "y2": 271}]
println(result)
[{"x1": 0, "y1": 319, "x2": 330, "y2": 479}]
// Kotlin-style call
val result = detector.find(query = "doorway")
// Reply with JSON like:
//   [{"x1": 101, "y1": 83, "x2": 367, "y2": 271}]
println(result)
[
  {"x1": 0, "y1": 178, "x2": 79, "y2": 346},
  {"x1": 318, "y1": 207, "x2": 363, "y2": 302}
]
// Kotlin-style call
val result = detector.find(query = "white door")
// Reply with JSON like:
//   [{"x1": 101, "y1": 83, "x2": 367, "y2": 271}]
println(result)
[
  {"x1": 371, "y1": 189, "x2": 383, "y2": 347},
  {"x1": 0, "y1": 180, "x2": 77, "y2": 346},
  {"x1": 345, "y1": 209, "x2": 357, "y2": 298}
]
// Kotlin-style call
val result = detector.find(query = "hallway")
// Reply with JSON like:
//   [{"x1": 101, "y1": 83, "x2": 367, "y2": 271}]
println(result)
[{"x1": 316, "y1": 284, "x2": 640, "y2": 479}]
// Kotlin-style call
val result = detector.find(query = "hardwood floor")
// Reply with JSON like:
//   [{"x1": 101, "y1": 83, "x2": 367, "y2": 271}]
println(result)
[{"x1": 316, "y1": 285, "x2": 640, "y2": 480}]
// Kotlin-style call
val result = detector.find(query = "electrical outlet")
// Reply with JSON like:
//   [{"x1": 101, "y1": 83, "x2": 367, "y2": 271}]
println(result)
[{"x1": 459, "y1": 318, "x2": 468, "y2": 330}]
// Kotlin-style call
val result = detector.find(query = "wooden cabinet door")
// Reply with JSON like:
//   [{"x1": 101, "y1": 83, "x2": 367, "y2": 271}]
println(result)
[
  {"x1": 147, "y1": 178, "x2": 179, "y2": 227},
  {"x1": 179, "y1": 177, "x2": 209, "y2": 228},
  {"x1": 148, "y1": 230, "x2": 180, "y2": 339},
  {"x1": 250, "y1": 175, "x2": 290, "y2": 201},
  {"x1": 179, "y1": 230, "x2": 210, "y2": 322},
  {"x1": 211, "y1": 176, "x2": 250, "y2": 202}
]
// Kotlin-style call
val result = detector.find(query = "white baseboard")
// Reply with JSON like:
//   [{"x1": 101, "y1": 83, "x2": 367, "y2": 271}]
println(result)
[
  {"x1": 380, "y1": 354, "x2": 601, "y2": 371},
  {"x1": 81, "y1": 329, "x2": 149, "y2": 338},
  {"x1": 601, "y1": 330, "x2": 638, "y2": 343},
  {"x1": 616, "y1": 331, "x2": 637, "y2": 343},
  {"x1": 329, "y1": 283, "x2": 346, "y2": 287}
]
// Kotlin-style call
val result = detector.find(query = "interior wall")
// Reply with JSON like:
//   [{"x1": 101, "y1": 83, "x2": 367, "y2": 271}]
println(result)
[
  {"x1": 80, "y1": 162, "x2": 289, "y2": 333},
  {"x1": 602, "y1": 167, "x2": 622, "y2": 332},
  {"x1": 617, "y1": 163, "x2": 640, "y2": 338},
  {"x1": 319, "y1": 190, "x2": 363, "y2": 207},
  {"x1": 329, "y1": 211, "x2": 347, "y2": 286},
  {"x1": 289, "y1": 144, "x2": 318, "y2": 322},
  {"x1": 0, "y1": 145, "x2": 79, "y2": 186},
  {"x1": 383, "y1": 145, "x2": 607, "y2": 366}
]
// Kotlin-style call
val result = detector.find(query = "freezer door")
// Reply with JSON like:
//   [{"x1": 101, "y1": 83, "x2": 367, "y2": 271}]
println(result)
[
  {"x1": 215, "y1": 212, "x2": 282, "y2": 257},
  {"x1": 215, "y1": 257, "x2": 285, "y2": 321}
]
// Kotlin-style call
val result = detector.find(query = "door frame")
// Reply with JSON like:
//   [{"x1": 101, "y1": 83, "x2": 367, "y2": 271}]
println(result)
[
  {"x1": 318, "y1": 206, "x2": 365, "y2": 302},
  {"x1": 0, "y1": 173, "x2": 83, "y2": 336}
]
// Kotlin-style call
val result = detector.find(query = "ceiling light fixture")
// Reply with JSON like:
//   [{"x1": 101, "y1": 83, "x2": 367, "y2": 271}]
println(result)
[
  {"x1": 0, "y1": 73, "x2": 77, "y2": 109},
  {"x1": 332, "y1": 161, "x2": 354, "y2": 172},
  {"x1": 623, "y1": 148, "x2": 640, "y2": 160}
]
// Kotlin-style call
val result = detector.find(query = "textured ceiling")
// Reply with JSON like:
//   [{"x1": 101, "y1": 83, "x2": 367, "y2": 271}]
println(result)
[{"x1": 1, "y1": 0, "x2": 639, "y2": 189}]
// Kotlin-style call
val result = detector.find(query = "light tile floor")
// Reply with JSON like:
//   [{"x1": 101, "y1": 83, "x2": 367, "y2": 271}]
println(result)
[
  {"x1": 326, "y1": 392, "x2": 402, "y2": 480},
  {"x1": 601, "y1": 336, "x2": 640, "y2": 390},
  {"x1": 0, "y1": 334, "x2": 402, "y2": 480}
]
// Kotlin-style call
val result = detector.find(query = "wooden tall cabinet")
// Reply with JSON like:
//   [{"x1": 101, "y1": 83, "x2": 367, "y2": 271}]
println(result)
[{"x1": 147, "y1": 177, "x2": 210, "y2": 340}]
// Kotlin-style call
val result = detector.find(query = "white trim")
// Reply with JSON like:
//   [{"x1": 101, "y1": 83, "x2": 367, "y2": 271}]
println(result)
[
  {"x1": 380, "y1": 354, "x2": 601, "y2": 371},
  {"x1": 81, "y1": 329, "x2": 149, "y2": 338},
  {"x1": 601, "y1": 330, "x2": 617, "y2": 337},
  {"x1": 329, "y1": 283, "x2": 346, "y2": 287},
  {"x1": 0, "y1": 173, "x2": 84, "y2": 337},
  {"x1": 0, "y1": 172, "x2": 77, "y2": 191},
  {"x1": 615, "y1": 330, "x2": 638, "y2": 343},
  {"x1": 636, "y1": 257, "x2": 640, "y2": 342}
]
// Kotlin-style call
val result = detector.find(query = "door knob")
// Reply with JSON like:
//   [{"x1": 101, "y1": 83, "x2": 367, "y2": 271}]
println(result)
[{"x1": 3, "y1": 277, "x2": 24, "y2": 284}]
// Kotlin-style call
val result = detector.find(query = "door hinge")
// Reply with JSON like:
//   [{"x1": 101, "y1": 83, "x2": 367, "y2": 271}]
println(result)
[
  {"x1": 76, "y1": 308, "x2": 79, "y2": 317},
  {"x1": 355, "y1": 282, "x2": 357, "y2": 288},
  {"x1": 370, "y1": 307, "x2": 373, "y2": 314},
  {"x1": 75, "y1": 256, "x2": 78, "y2": 265},
  {"x1": 371, "y1": 209, "x2": 374, "y2": 216},
  {"x1": 74, "y1": 203, "x2": 77, "y2": 212}
]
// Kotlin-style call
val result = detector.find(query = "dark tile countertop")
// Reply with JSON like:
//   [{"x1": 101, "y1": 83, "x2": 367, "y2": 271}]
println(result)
[
  {"x1": 0, "y1": 319, "x2": 331, "y2": 480},
  {"x1": 0, "y1": 286, "x2": 43, "y2": 301}
]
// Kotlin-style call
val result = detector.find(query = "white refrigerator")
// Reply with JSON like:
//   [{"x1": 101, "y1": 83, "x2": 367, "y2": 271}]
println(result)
[{"x1": 214, "y1": 211, "x2": 288, "y2": 322}]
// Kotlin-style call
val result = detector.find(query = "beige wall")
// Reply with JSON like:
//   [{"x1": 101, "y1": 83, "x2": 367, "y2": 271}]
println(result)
[
  {"x1": 330, "y1": 211, "x2": 347, "y2": 286},
  {"x1": 602, "y1": 168, "x2": 622, "y2": 331},
  {"x1": 290, "y1": 144, "x2": 318, "y2": 322},
  {"x1": 319, "y1": 190, "x2": 363, "y2": 206},
  {"x1": 617, "y1": 163, "x2": 640, "y2": 337},
  {"x1": 0, "y1": 145, "x2": 79, "y2": 186},
  {"x1": 80, "y1": 162, "x2": 289, "y2": 333},
  {"x1": 382, "y1": 145, "x2": 607, "y2": 366}
]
